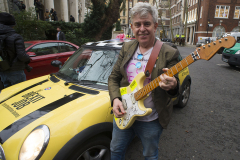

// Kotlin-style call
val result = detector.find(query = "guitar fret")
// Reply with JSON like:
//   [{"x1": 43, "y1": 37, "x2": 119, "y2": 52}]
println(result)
[
  {"x1": 185, "y1": 58, "x2": 189, "y2": 65},
  {"x1": 180, "y1": 61, "x2": 184, "y2": 69},
  {"x1": 175, "y1": 65, "x2": 178, "y2": 72}
]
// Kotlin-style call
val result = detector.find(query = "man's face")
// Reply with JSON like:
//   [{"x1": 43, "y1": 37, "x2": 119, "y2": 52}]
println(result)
[
  {"x1": 131, "y1": 13, "x2": 158, "y2": 47},
  {"x1": 57, "y1": 28, "x2": 61, "y2": 32}
]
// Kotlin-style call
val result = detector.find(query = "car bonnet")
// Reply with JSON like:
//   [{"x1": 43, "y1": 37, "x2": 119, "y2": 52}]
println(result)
[{"x1": 0, "y1": 75, "x2": 102, "y2": 144}]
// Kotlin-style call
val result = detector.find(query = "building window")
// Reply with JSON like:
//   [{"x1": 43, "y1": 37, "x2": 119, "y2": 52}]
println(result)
[
  {"x1": 195, "y1": 8, "x2": 197, "y2": 20},
  {"x1": 123, "y1": 10, "x2": 125, "y2": 16},
  {"x1": 122, "y1": 19, "x2": 125, "y2": 24},
  {"x1": 234, "y1": 6, "x2": 240, "y2": 19},
  {"x1": 162, "y1": 10, "x2": 166, "y2": 17},
  {"x1": 200, "y1": 6, "x2": 202, "y2": 18},
  {"x1": 215, "y1": 5, "x2": 230, "y2": 18}
]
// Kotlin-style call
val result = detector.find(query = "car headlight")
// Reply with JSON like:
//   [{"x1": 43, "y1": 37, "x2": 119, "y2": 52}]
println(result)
[
  {"x1": 235, "y1": 50, "x2": 240, "y2": 54},
  {"x1": 19, "y1": 125, "x2": 50, "y2": 160}
]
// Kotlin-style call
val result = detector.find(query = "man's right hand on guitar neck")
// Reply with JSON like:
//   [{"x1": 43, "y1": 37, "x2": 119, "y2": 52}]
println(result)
[{"x1": 113, "y1": 98, "x2": 126, "y2": 118}]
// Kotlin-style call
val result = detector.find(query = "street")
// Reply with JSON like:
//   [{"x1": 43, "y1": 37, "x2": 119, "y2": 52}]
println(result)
[{"x1": 126, "y1": 45, "x2": 240, "y2": 159}]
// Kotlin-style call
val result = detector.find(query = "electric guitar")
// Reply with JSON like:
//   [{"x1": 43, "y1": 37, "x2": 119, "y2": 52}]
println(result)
[{"x1": 115, "y1": 36, "x2": 236, "y2": 130}]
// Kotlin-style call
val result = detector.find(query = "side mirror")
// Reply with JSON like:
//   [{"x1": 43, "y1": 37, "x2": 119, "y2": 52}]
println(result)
[
  {"x1": 51, "y1": 60, "x2": 62, "y2": 69},
  {"x1": 27, "y1": 52, "x2": 36, "y2": 57}
]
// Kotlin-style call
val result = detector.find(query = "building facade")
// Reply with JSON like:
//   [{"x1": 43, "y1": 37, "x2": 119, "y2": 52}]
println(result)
[
  {"x1": 0, "y1": 0, "x2": 89, "y2": 23},
  {"x1": 119, "y1": 0, "x2": 240, "y2": 44}
]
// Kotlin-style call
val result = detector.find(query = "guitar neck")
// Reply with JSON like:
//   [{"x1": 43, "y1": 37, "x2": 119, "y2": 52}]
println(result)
[{"x1": 134, "y1": 54, "x2": 195, "y2": 101}]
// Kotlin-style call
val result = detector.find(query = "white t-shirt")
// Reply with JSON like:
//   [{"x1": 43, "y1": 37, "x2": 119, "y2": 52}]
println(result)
[{"x1": 124, "y1": 45, "x2": 158, "y2": 122}]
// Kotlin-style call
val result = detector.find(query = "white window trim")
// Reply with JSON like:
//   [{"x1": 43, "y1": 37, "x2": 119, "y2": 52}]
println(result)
[
  {"x1": 234, "y1": 6, "x2": 240, "y2": 19},
  {"x1": 200, "y1": 6, "x2": 202, "y2": 19}
]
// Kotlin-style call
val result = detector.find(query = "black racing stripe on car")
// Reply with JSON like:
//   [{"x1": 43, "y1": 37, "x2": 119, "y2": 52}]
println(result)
[
  {"x1": 50, "y1": 75, "x2": 60, "y2": 83},
  {"x1": 69, "y1": 85, "x2": 99, "y2": 95},
  {"x1": 0, "y1": 79, "x2": 48, "y2": 104},
  {"x1": 0, "y1": 92, "x2": 84, "y2": 144}
]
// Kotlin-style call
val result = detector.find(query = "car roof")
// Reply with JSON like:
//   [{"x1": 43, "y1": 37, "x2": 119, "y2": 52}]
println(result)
[{"x1": 82, "y1": 39, "x2": 134, "y2": 49}]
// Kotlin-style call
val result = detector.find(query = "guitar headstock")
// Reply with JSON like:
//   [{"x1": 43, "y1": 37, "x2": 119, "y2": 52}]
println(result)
[{"x1": 195, "y1": 36, "x2": 236, "y2": 61}]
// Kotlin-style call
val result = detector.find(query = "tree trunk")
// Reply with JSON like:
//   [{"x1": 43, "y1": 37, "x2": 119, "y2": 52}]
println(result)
[{"x1": 92, "y1": 0, "x2": 123, "y2": 40}]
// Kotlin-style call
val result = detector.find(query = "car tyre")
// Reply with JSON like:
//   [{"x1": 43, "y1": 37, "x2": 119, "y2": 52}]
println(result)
[
  {"x1": 69, "y1": 135, "x2": 111, "y2": 160},
  {"x1": 176, "y1": 81, "x2": 191, "y2": 108}
]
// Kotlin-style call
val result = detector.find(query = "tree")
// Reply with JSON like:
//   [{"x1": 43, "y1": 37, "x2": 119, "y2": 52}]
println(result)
[
  {"x1": 153, "y1": 0, "x2": 167, "y2": 39},
  {"x1": 168, "y1": 0, "x2": 174, "y2": 42},
  {"x1": 82, "y1": 0, "x2": 124, "y2": 41}
]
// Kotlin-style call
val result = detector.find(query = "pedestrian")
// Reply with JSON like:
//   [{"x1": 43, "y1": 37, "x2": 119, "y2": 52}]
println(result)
[
  {"x1": 56, "y1": 26, "x2": 66, "y2": 41},
  {"x1": 50, "y1": 8, "x2": 58, "y2": 21},
  {"x1": 35, "y1": 0, "x2": 42, "y2": 20},
  {"x1": 44, "y1": 9, "x2": 50, "y2": 21},
  {"x1": 0, "y1": 13, "x2": 30, "y2": 88},
  {"x1": 70, "y1": 15, "x2": 75, "y2": 22},
  {"x1": 20, "y1": 1, "x2": 26, "y2": 11},
  {"x1": 108, "y1": 2, "x2": 180, "y2": 160}
]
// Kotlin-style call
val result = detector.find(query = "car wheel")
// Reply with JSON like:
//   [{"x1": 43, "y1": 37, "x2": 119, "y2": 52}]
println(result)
[
  {"x1": 69, "y1": 135, "x2": 111, "y2": 160},
  {"x1": 176, "y1": 81, "x2": 191, "y2": 108}
]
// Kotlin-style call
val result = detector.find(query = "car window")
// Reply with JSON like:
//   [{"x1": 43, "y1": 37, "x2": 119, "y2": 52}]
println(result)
[
  {"x1": 237, "y1": 37, "x2": 240, "y2": 43},
  {"x1": 28, "y1": 43, "x2": 59, "y2": 56},
  {"x1": 24, "y1": 43, "x2": 33, "y2": 49},
  {"x1": 58, "y1": 47, "x2": 120, "y2": 85},
  {"x1": 58, "y1": 43, "x2": 77, "y2": 53}
]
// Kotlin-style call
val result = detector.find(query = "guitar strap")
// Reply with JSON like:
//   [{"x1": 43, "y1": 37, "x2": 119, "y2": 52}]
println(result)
[{"x1": 144, "y1": 40, "x2": 163, "y2": 77}]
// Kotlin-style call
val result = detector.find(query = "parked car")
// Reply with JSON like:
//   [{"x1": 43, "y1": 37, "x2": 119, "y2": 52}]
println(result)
[
  {"x1": 0, "y1": 39, "x2": 191, "y2": 160},
  {"x1": 222, "y1": 41, "x2": 240, "y2": 67},
  {"x1": 24, "y1": 40, "x2": 79, "y2": 80}
]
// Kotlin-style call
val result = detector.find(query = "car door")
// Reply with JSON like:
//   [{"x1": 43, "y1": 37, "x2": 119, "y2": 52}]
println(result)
[
  {"x1": 56, "y1": 42, "x2": 78, "y2": 65},
  {"x1": 25, "y1": 43, "x2": 60, "y2": 80}
]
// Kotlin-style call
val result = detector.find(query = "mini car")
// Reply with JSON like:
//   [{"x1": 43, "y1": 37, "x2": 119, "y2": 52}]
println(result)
[
  {"x1": 222, "y1": 41, "x2": 240, "y2": 67},
  {"x1": 24, "y1": 40, "x2": 79, "y2": 80},
  {"x1": 0, "y1": 39, "x2": 191, "y2": 160}
]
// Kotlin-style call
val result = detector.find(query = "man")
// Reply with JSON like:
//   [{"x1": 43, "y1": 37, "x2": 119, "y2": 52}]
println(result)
[
  {"x1": 35, "y1": 0, "x2": 42, "y2": 20},
  {"x1": 56, "y1": 26, "x2": 66, "y2": 41},
  {"x1": 50, "y1": 8, "x2": 58, "y2": 21},
  {"x1": 108, "y1": 2, "x2": 180, "y2": 160},
  {"x1": 0, "y1": 13, "x2": 30, "y2": 88},
  {"x1": 20, "y1": 1, "x2": 26, "y2": 10},
  {"x1": 44, "y1": 9, "x2": 50, "y2": 21},
  {"x1": 70, "y1": 15, "x2": 75, "y2": 22}
]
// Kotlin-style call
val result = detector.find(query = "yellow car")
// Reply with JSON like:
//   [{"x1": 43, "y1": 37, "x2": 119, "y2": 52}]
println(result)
[{"x1": 0, "y1": 39, "x2": 191, "y2": 160}]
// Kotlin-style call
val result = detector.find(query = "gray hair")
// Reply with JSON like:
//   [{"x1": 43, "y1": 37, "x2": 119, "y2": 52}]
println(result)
[{"x1": 130, "y1": 2, "x2": 158, "y2": 24}]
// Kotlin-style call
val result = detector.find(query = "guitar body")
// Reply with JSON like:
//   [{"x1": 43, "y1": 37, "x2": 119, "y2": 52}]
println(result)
[{"x1": 115, "y1": 72, "x2": 153, "y2": 130}]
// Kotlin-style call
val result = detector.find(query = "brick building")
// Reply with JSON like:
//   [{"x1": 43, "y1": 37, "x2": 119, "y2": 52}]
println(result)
[
  {"x1": 195, "y1": 0, "x2": 240, "y2": 44},
  {"x1": 120, "y1": 0, "x2": 240, "y2": 44}
]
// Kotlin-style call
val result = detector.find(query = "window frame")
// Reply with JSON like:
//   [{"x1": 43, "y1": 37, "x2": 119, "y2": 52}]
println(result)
[
  {"x1": 234, "y1": 6, "x2": 240, "y2": 19},
  {"x1": 215, "y1": 5, "x2": 230, "y2": 19}
]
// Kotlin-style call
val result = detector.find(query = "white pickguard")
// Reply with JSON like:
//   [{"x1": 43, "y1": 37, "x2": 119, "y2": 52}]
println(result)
[{"x1": 120, "y1": 89, "x2": 146, "y2": 127}]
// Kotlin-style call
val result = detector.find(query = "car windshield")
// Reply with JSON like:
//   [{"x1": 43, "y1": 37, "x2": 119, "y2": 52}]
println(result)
[
  {"x1": 24, "y1": 43, "x2": 33, "y2": 48},
  {"x1": 57, "y1": 47, "x2": 120, "y2": 86}
]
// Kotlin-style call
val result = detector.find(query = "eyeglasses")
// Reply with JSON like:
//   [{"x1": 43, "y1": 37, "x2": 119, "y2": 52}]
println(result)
[{"x1": 135, "y1": 54, "x2": 143, "y2": 69}]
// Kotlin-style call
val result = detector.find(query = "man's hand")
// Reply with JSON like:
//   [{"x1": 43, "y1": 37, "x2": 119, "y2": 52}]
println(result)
[
  {"x1": 113, "y1": 98, "x2": 126, "y2": 118},
  {"x1": 159, "y1": 68, "x2": 177, "y2": 91}
]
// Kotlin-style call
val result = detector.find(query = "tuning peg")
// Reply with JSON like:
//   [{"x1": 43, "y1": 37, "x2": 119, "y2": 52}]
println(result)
[
  {"x1": 213, "y1": 42, "x2": 216, "y2": 45},
  {"x1": 224, "y1": 38, "x2": 228, "y2": 41},
  {"x1": 219, "y1": 40, "x2": 222, "y2": 43},
  {"x1": 208, "y1": 44, "x2": 211, "y2": 47}
]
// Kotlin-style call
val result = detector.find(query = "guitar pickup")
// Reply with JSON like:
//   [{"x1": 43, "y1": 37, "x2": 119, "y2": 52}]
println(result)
[
  {"x1": 122, "y1": 99, "x2": 128, "y2": 110},
  {"x1": 131, "y1": 93, "x2": 136, "y2": 104}
]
